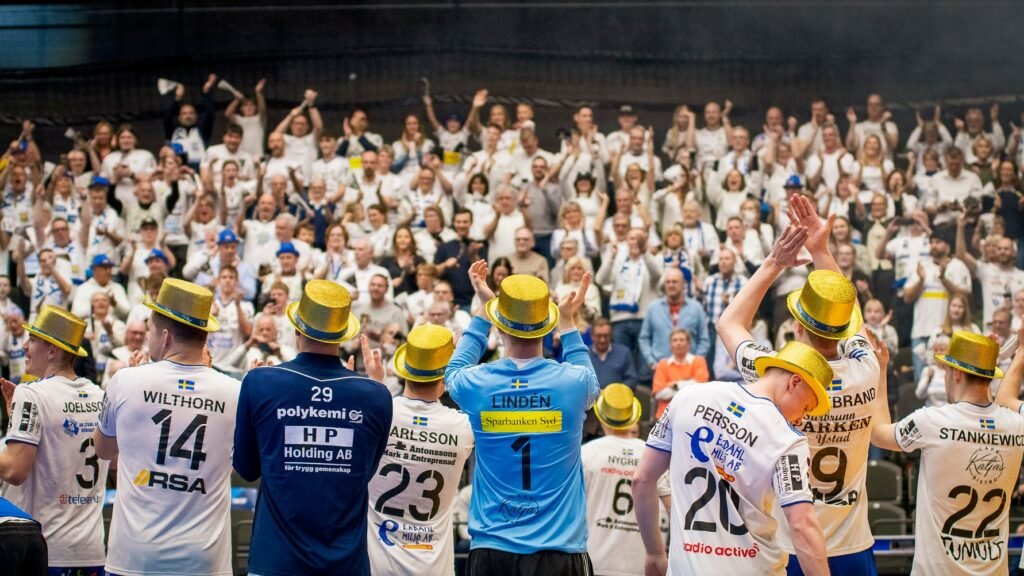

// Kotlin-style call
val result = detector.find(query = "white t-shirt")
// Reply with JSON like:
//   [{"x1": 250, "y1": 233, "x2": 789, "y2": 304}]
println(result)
[
  {"x1": 486, "y1": 210, "x2": 526, "y2": 261},
  {"x1": 3, "y1": 331, "x2": 28, "y2": 382},
  {"x1": 241, "y1": 218, "x2": 277, "y2": 270},
  {"x1": 367, "y1": 395, "x2": 474, "y2": 576},
  {"x1": 310, "y1": 156, "x2": 349, "y2": 198},
  {"x1": 927, "y1": 169, "x2": 983, "y2": 225},
  {"x1": 98, "y1": 360, "x2": 241, "y2": 576},
  {"x1": 5, "y1": 376, "x2": 109, "y2": 567},
  {"x1": 582, "y1": 435, "x2": 670, "y2": 576},
  {"x1": 895, "y1": 401, "x2": 1024, "y2": 575},
  {"x1": 796, "y1": 122, "x2": 825, "y2": 157},
  {"x1": 905, "y1": 258, "x2": 972, "y2": 339},
  {"x1": 262, "y1": 155, "x2": 303, "y2": 194},
  {"x1": 853, "y1": 120, "x2": 898, "y2": 158},
  {"x1": 646, "y1": 380, "x2": 812, "y2": 575},
  {"x1": 885, "y1": 233, "x2": 931, "y2": 285},
  {"x1": 805, "y1": 150, "x2": 858, "y2": 194},
  {"x1": 736, "y1": 336, "x2": 881, "y2": 556},
  {"x1": 233, "y1": 114, "x2": 265, "y2": 159},
  {"x1": 695, "y1": 127, "x2": 728, "y2": 172},
  {"x1": 201, "y1": 144, "x2": 256, "y2": 187},
  {"x1": 284, "y1": 133, "x2": 317, "y2": 181},
  {"x1": 975, "y1": 262, "x2": 1024, "y2": 329},
  {"x1": 208, "y1": 297, "x2": 255, "y2": 370},
  {"x1": 100, "y1": 149, "x2": 157, "y2": 207}
]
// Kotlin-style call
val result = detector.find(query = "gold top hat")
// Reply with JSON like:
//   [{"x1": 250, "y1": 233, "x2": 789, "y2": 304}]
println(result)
[
  {"x1": 594, "y1": 383, "x2": 642, "y2": 430},
  {"x1": 393, "y1": 324, "x2": 454, "y2": 383},
  {"x1": 485, "y1": 275, "x2": 559, "y2": 339},
  {"x1": 23, "y1": 305, "x2": 88, "y2": 357},
  {"x1": 934, "y1": 331, "x2": 1004, "y2": 380},
  {"x1": 145, "y1": 278, "x2": 219, "y2": 332},
  {"x1": 786, "y1": 270, "x2": 863, "y2": 340},
  {"x1": 754, "y1": 341, "x2": 833, "y2": 417},
  {"x1": 287, "y1": 279, "x2": 360, "y2": 344}
]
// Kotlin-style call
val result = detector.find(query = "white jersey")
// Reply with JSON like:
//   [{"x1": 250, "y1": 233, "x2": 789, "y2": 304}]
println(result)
[
  {"x1": 98, "y1": 360, "x2": 241, "y2": 576},
  {"x1": 895, "y1": 401, "x2": 1024, "y2": 575},
  {"x1": 367, "y1": 395, "x2": 474, "y2": 576},
  {"x1": 736, "y1": 335, "x2": 881, "y2": 555},
  {"x1": 582, "y1": 435, "x2": 670, "y2": 576},
  {"x1": 646, "y1": 381, "x2": 813, "y2": 576},
  {"x1": 5, "y1": 375, "x2": 109, "y2": 567}
]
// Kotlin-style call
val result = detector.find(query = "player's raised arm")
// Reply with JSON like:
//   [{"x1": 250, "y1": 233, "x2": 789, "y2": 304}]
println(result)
[
  {"x1": 787, "y1": 192, "x2": 839, "y2": 274},
  {"x1": 444, "y1": 259, "x2": 493, "y2": 394},
  {"x1": 717, "y1": 224, "x2": 808, "y2": 357},
  {"x1": 995, "y1": 321, "x2": 1024, "y2": 413},
  {"x1": 866, "y1": 329, "x2": 900, "y2": 451}
]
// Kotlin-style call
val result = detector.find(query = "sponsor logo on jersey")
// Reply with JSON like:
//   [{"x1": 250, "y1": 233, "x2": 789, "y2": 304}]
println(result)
[
  {"x1": 773, "y1": 454, "x2": 805, "y2": 493},
  {"x1": 132, "y1": 469, "x2": 207, "y2": 494},
  {"x1": 17, "y1": 401, "x2": 39, "y2": 434},
  {"x1": 683, "y1": 541, "x2": 760, "y2": 558},
  {"x1": 897, "y1": 419, "x2": 921, "y2": 446},
  {"x1": 827, "y1": 379, "x2": 843, "y2": 393},
  {"x1": 966, "y1": 446, "x2": 1006, "y2": 485},
  {"x1": 689, "y1": 425, "x2": 746, "y2": 476},
  {"x1": 480, "y1": 410, "x2": 562, "y2": 433},
  {"x1": 274, "y1": 404, "x2": 362, "y2": 423},
  {"x1": 58, "y1": 493, "x2": 103, "y2": 505},
  {"x1": 177, "y1": 379, "x2": 196, "y2": 391},
  {"x1": 848, "y1": 348, "x2": 869, "y2": 362},
  {"x1": 980, "y1": 418, "x2": 996, "y2": 430},
  {"x1": 63, "y1": 417, "x2": 80, "y2": 437},
  {"x1": 412, "y1": 416, "x2": 428, "y2": 427},
  {"x1": 377, "y1": 519, "x2": 437, "y2": 550},
  {"x1": 726, "y1": 402, "x2": 745, "y2": 418}
]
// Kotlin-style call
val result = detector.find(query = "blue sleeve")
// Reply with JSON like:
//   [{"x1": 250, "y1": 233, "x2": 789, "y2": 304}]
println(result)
[
  {"x1": 391, "y1": 149, "x2": 409, "y2": 173},
  {"x1": 370, "y1": 388, "x2": 393, "y2": 473},
  {"x1": 336, "y1": 140, "x2": 350, "y2": 157},
  {"x1": 232, "y1": 376, "x2": 262, "y2": 481},
  {"x1": 163, "y1": 98, "x2": 180, "y2": 139},
  {"x1": 199, "y1": 91, "x2": 215, "y2": 143},
  {"x1": 358, "y1": 135, "x2": 379, "y2": 153},
  {"x1": 638, "y1": 314, "x2": 655, "y2": 366},
  {"x1": 694, "y1": 310, "x2": 711, "y2": 357},
  {"x1": 623, "y1": 349, "x2": 638, "y2": 386},
  {"x1": 444, "y1": 315, "x2": 492, "y2": 404},
  {"x1": 560, "y1": 329, "x2": 601, "y2": 406},
  {"x1": 240, "y1": 265, "x2": 257, "y2": 302}
]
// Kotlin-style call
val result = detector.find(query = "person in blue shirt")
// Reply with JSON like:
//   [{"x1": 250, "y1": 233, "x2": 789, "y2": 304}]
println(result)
[
  {"x1": 638, "y1": 268, "x2": 711, "y2": 372},
  {"x1": 446, "y1": 260, "x2": 600, "y2": 576},
  {"x1": 588, "y1": 318, "x2": 637, "y2": 389},
  {"x1": 233, "y1": 279, "x2": 392, "y2": 576},
  {"x1": 0, "y1": 496, "x2": 47, "y2": 575}
]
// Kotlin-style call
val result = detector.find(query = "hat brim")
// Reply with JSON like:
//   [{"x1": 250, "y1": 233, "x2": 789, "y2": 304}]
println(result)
[
  {"x1": 144, "y1": 300, "x2": 220, "y2": 332},
  {"x1": 754, "y1": 355, "x2": 831, "y2": 417},
  {"x1": 286, "y1": 301, "x2": 360, "y2": 345},
  {"x1": 484, "y1": 298, "x2": 559, "y2": 339},
  {"x1": 392, "y1": 343, "x2": 447, "y2": 383},
  {"x1": 933, "y1": 354, "x2": 1004, "y2": 380},
  {"x1": 594, "y1": 396, "x2": 643, "y2": 430},
  {"x1": 23, "y1": 325, "x2": 88, "y2": 358},
  {"x1": 786, "y1": 289, "x2": 863, "y2": 340}
]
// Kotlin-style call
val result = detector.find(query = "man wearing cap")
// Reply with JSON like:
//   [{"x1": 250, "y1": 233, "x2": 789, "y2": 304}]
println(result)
[
  {"x1": 0, "y1": 305, "x2": 109, "y2": 573},
  {"x1": 80, "y1": 176, "x2": 126, "y2": 264},
  {"x1": 446, "y1": 260, "x2": 599, "y2": 575},
  {"x1": 719, "y1": 196, "x2": 886, "y2": 574},
  {"x1": 233, "y1": 279, "x2": 392, "y2": 575},
  {"x1": 71, "y1": 253, "x2": 130, "y2": 320},
  {"x1": 606, "y1": 104, "x2": 639, "y2": 158},
  {"x1": 93, "y1": 278, "x2": 241, "y2": 576},
  {"x1": 868, "y1": 330, "x2": 1024, "y2": 575},
  {"x1": 904, "y1": 229, "x2": 971, "y2": 381},
  {"x1": 260, "y1": 241, "x2": 305, "y2": 301},
  {"x1": 634, "y1": 339, "x2": 831, "y2": 575},
  {"x1": 367, "y1": 324, "x2": 474, "y2": 576},
  {"x1": 183, "y1": 228, "x2": 258, "y2": 302},
  {"x1": 582, "y1": 384, "x2": 671, "y2": 576}
]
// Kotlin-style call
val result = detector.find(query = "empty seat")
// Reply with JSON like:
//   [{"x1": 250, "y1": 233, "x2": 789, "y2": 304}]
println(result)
[
  {"x1": 866, "y1": 459, "x2": 902, "y2": 504},
  {"x1": 868, "y1": 501, "x2": 908, "y2": 536}
]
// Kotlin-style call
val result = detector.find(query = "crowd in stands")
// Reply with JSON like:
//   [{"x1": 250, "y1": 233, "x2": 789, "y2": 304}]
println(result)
[{"x1": 1, "y1": 77, "x2": 1023, "y2": 414}]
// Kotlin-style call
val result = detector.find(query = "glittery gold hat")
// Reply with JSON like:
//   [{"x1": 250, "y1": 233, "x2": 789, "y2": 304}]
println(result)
[
  {"x1": 287, "y1": 279, "x2": 360, "y2": 344},
  {"x1": 392, "y1": 324, "x2": 454, "y2": 383},
  {"x1": 934, "y1": 331, "x2": 1004, "y2": 380},
  {"x1": 485, "y1": 275, "x2": 559, "y2": 339},
  {"x1": 787, "y1": 270, "x2": 863, "y2": 340},
  {"x1": 594, "y1": 383, "x2": 642, "y2": 430},
  {"x1": 145, "y1": 278, "x2": 220, "y2": 332},
  {"x1": 23, "y1": 305, "x2": 88, "y2": 357},
  {"x1": 754, "y1": 341, "x2": 833, "y2": 417}
]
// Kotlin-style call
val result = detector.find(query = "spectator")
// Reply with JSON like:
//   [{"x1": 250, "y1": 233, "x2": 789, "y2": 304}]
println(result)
[
  {"x1": 639, "y1": 268, "x2": 710, "y2": 376},
  {"x1": 310, "y1": 132, "x2": 348, "y2": 202},
  {"x1": 506, "y1": 227, "x2": 549, "y2": 284},
  {"x1": 100, "y1": 124, "x2": 156, "y2": 206},
  {"x1": 553, "y1": 256, "x2": 601, "y2": 322},
  {"x1": 231, "y1": 313, "x2": 296, "y2": 370},
  {"x1": 85, "y1": 291, "x2": 124, "y2": 380},
  {"x1": 695, "y1": 100, "x2": 732, "y2": 173},
  {"x1": 588, "y1": 317, "x2": 636, "y2": 389},
  {"x1": 260, "y1": 242, "x2": 305, "y2": 301},
  {"x1": 237, "y1": 193, "x2": 280, "y2": 271},
  {"x1": 201, "y1": 124, "x2": 257, "y2": 188},
  {"x1": 679, "y1": 199, "x2": 719, "y2": 267},
  {"x1": 405, "y1": 263, "x2": 437, "y2": 323},
  {"x1": 71, "y1": 254, "x2": 130, "y2": 320},
  {"x1": 661, "y1": 104, "x2": 696, "y2": 161},
  {"x1": 925, "y1": 147, "x2": 983, "y2": 226},
  {"x1": 402, "y1": 164, "x2": 451, "y2": 230},
  {"x1": 956, "y1": 213, "x2": 1024, "y2": 330},
  {"x1": 434, "y1": 208, "x2": 485, "y2": 310},
  {"x1": 915, "y1": 334, "x2": 951, "y2": 407},
  {"x1": 484, "y1": 185, "x2": 529, "y2": 260},
  {"x1": 81, "y1": 176, "x2": 126, "y2": 264},
  {"x1": 806, "y1": 123, "x2": 857, "y2": 199},
  {"x1": 164, "y1": 74, "x2": 217, "y2": 168},
  {"x1": 337, "y1": 107, "x2": 384, "y2": 158},
  {"x1": 391, "y1": 113, "x2": 435, "y2": 180},
  {"x1": 845, "y1": 93, "x2": 899, "y2": 156},
  {"x1": 378, "y1": 226, "x2": 425, "y2": 297},
  {"x1": 337, "y1": 236, "x2": 393, "y2": 305},
  {"x1": 422, "y1": 92, "x2": 471, "y2": 177},
  {"x1": 0, "y1": 309, "x2": 28, "y2": 382},
  {"x1": 863, "y1": 298, "x2": 899, "y2": 354},
  {"x1": 224, "y1": 78, "x2": 267, "y2": 159},
  {"x1": 183, "y1": 228, "x2": 258, "y2": 302},
  {"x1": 19, "y1": 247, "x2": 71, "y2": 320},
  {"x1": 651, "y1": 328, "x2": 710, "y2": 418},
  {"x1": 954, "y1": 104, "x2": 1005, "y2": 164},
  {"x1": 413, "y1": 205, "x2": 457, "y2": 264},
  {"x1": 351, "y1": 274, "x2": 408, "y2": 349},
  {"x1": 121, "y1": 218, "x2": 175, "y2": 302},
  {"x1": 104, "y1": 319, "x2": 147, "y2": 381},
  {"x1": 596, "y1": 228, "x2": 662, "y2": 370},
  {"x1": 550, "y1": 200, "x2": 598, "y2": 263},
  {"x1": 517, "y1": 155, "x2": 562, "y2": 261}
]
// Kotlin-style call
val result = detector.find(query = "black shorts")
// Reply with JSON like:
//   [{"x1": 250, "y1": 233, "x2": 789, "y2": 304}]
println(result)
[
  {"x1": 0, "y1": 521, "x2": 48, "y2": 576},
  {"x1": 467, "y1": 548, "x2": 593, "y2": 576}
]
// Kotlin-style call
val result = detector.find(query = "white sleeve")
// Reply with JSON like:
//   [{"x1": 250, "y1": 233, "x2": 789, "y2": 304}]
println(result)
[
  {"x1": 773, "y1": 438, "x2": 813, "y2": 507},
  {"x1": 893, "y1": 408, "x2": 933, "y2": 453},
  {"x1": 735, "y1": 339, "x2": 775, "y2": 384},
  {"x1": 5, "y1": 385, "x2": 43, "y2": 445},
  {"x1": 646, "y1": 396, "x2": 675, "y2": 453},
  {"x1": 97, "y1": 372, "x2": 125, "y2": 437}
]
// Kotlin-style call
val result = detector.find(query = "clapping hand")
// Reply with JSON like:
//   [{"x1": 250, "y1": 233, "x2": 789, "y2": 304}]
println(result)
[
  {"x1": 556, "y1": 271, "x2": 592, "y2": 331},
  {"x1": 865, "y1": 329, "x2": 890, "y2": 368},
  {"x1": 786, "y1": 193, "x2": 834, "y2": 255},
  {"x1": 767, "y1": 225, "x2": 810, "y2": 268},
  {"x1": 468, "y1": 259, "x2": 495, "y2": 305},
  {"x1": 360, "y1": 334, "x2": 385, "y2": 383},
  {"x1": 129, "y1": 349, "x2": 150, "y2": 367},
  {"x1": 1, "y1": 378, "x2": 15, "y2": 417}
]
